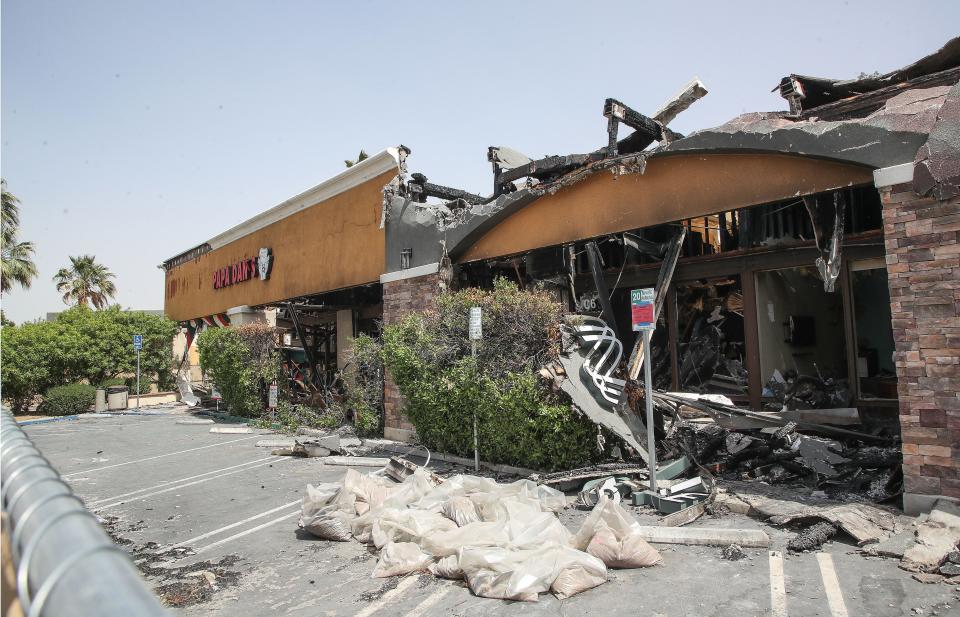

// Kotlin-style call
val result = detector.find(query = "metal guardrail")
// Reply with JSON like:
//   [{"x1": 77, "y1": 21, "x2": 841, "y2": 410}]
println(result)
[{"x1": 1, "y1": 410, "x2": 168, "y2": 616}]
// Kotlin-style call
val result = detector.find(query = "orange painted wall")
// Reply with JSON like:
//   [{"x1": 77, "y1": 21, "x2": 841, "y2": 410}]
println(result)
[
  {"x1": 460, "y1": 153, "x2": 874, "y2": 262},
  {"x1": 164, "y1": 170, "x2": 393, "y2": 322}
]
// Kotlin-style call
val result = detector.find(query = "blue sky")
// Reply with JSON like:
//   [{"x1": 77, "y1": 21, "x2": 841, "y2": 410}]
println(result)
[{"x1": 2, "y1": 0, "x2": 957, "y2": 323}]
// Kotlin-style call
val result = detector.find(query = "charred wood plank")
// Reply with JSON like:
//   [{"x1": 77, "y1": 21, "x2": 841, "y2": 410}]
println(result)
[
  {"x1": 408, "y1": 173, "x2": 485, "y2": 205},
  {"x1": 605, "y1": 98, "x2": 663, "y2": 154},
  {"x1": 496, "y1": 153, "x2": 602, "y2": 185},
  {"x1": 652, "y1": 78, "x2": 709, "y2": 126},
  {"x1": 585, "y1": 241, "x2": 621, "y2": 342},
  {"x1": 626, "y1": 228, "x2": 686, "y2": 380}
]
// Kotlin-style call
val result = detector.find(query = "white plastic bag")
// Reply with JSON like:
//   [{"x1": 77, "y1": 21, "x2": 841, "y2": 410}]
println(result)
[
  {"x1": 371, "y1": 508, "x2": 457, "y2": 549},
  {"x1": 441, "y1": 496, "x2": 481, "y2": 527},
  {"x1": 550, "y1": 547, "x2": 608, "y2": 599},
  {"x1": 299, "y1": 483, "x2": 356, "y2": 542},
  {"x1": 372, "y1": 542, "x2": 432, "y2": 578},
  {"x1": 571, "y1": 496, "x2": 661, "y2": 568},
  {"x1": 420, "y1": 521, "x2": 510, "y2": 557},
  {"x1": 459, "y1": 544, "x2": 606, "y2": 602},
  {"x1": 428, "y1": 554, "x2": 463, "y2": 580}
]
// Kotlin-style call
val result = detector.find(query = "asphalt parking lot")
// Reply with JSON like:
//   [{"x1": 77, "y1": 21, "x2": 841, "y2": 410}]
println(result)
[{"x1": 22, "y1": 408, "x2": 960, "y2": 617}]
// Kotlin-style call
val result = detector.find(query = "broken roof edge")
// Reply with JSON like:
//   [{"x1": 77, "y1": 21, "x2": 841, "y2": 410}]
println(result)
[{"x1": 161, "y1": 147, "x2": 405, "y2": 268}]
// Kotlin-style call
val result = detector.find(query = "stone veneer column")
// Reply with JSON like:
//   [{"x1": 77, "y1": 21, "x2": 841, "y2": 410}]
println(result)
[
  {"x1": 878, "y1": 166, "x2": 960, "y2": 515},
  {"x1": 381, "y1": 271, "x2": 441, "y2": 442}
]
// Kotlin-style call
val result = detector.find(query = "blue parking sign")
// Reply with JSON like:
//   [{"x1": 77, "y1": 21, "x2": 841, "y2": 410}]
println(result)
[{"x1": 133, "y1": 335, "x2": 143, "y2": 350}]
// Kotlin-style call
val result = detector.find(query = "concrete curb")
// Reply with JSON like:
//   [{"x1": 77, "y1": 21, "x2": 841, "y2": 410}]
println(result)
[
  {"x1": 17, "y1": 415, "x2": 80, "y2": 425},
  {"x1": 377, "y1": 442, "x2": 539, "y2": 478}
]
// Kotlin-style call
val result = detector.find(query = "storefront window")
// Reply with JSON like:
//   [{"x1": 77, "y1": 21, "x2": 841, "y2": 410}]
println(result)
[
  {"x1": 674, "y1": 275, "x2": 748, "y2": 395},
  {"x1": 756, "y1": 266, "x2": 850, "y2": 409},
  {"x1": 850, "y1": 260, "x2": 897, "y2": 400}
]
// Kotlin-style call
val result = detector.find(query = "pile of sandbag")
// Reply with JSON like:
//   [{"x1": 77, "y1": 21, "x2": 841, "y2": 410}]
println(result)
[{"x1": 298, "y1": 468, "x2": 661, "y2": 601}]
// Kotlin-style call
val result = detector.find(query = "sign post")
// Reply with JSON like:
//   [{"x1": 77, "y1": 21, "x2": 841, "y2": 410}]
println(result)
[
  {"x1": 133, "y1": 335, "x2": 143, "y2": 410},
  {"x1": 268, "y1": 382, "x2": 278, "y2": 422},
  {"x1": 631, "y1": 288, "x2": 658, "y2": 492},
  {"x1": 469, "y1": 307, "x2": 482, "y2": 472}
]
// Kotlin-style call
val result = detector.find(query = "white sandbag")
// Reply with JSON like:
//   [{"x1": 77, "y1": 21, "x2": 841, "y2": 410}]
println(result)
[
  {"x1": 506, "y1": 512, "x2": 572, "y2": 550},
  {"x1": 459, "y1": 546, "x2": 550, "y2": 602},
  {"x1": 571, "y1": 496, "x2": 661, "y2": 568},
  {"x1": 412, "y1": 474, "x2": 499, "y2": 512},
  {"x1": 342, "y1": 468, "x2": 396, "y2": 513},
  {"x1": 496, "y1": 479, "x2": 567, "y2": 512},
  {"x1": 441, "y1": 496, "x2": 481, "y2": 527},
  {"x1": 551, "y1": 561, "x2": 607, "y2": 599},
  {"x1": 459, "y1": 544, "x2": 606, "y2": 602},
  {"x1": 471, "y1": 494, "x2": 542, "y2": 522},
  {"x1": 428, "y1": 554, "x2": 463, "y2": 580},
  {"x1": 381, "y1": 468, "x2": 436, "y2": 509},
  {"x1": 299, "y1": 483, "x2": 356, "y2": 542},
  {"x1": 586, "y1": 523, "x2": 661, "y2": 568},
  {"x1": 420, "y1": 521, "x2": 510, "y2": 557},
  {"x1": 371, "y1": 509, "x2": 457, "y2": 549},
  {"x1": 372, "y1": 542, "x2": 432, "y2": 578}
]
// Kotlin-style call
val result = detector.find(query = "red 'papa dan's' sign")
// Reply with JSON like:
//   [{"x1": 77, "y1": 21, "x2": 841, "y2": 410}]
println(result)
[{"x1": 212, "y1": 248, "x2": 273, "y2": 290}]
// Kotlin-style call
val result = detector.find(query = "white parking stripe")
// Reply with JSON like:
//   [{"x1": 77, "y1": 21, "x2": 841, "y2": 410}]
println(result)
[
  {"x1": 161, "y1": 499, "x2": 301, "y2": 551},
  {"x1": 94, "y1": 458, "x2": 283, "y2": 509},
  {"x1": 62, "y1": 435, "x2": 257, "y2": 477},
  {"x1": 769, "y1": 550, "x2": 788, "y2": 617},
  {"x1": 352, "y1": 575, "x2": 419, "y2": 617},
  {"x1": 87, "y1": 457, "x2": 275, "y2": 506},
  {"x1": 816, "y1": 553, "x2": 849, "y2": 617},
  {"x1": 402, "y1": 585, "x2": 451, "y2": 617},
  {"x1": 189, "y1": 510, "x2": 300, "y2": 555}
]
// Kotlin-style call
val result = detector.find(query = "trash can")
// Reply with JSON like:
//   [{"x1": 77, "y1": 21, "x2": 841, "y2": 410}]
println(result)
[
  {"x1": 107, "y1": 386, "x2": 128, "y2": 411},
  {"x1": 95, "y1": 387, "x2": 108, "y2": 412}
]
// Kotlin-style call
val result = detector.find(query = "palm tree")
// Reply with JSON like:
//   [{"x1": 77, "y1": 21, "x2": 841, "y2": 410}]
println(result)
[
  {"x1": 1, "y1": 180, "x2": 38, "y2": 293},
  {"x1": 344, "y1": 149, "x2": 368, "y2": 168},
  {"x1": 53, "y1": 255, "x2": 117, "y2": 309}
]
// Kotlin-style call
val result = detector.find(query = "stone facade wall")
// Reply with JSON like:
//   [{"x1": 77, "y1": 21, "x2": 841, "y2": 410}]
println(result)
[
  {"x1": 381, "y1": 272, "x2": 441, "y2": 441},
  {"x1": 881, "y1": 183, "x2": 960, "y2": 514}
]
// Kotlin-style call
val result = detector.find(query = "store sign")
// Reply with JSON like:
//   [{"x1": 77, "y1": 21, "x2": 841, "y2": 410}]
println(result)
[
  {"x1": 631, "y1": 288, "x2": 655, "y2": 331},
  {"x1": 213, "y1": 248, "x2": 273, "y2": 290}
]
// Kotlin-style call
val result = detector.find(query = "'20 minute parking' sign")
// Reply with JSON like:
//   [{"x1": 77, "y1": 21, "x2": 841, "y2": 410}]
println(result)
[{"x1": 631, "y1": 288, "x2": 655, "y2": 331}]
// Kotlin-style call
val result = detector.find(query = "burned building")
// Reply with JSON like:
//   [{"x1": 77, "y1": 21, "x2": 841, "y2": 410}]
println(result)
[{"x1": 162, "y1": 37, "x2": 960, "y2": 514}]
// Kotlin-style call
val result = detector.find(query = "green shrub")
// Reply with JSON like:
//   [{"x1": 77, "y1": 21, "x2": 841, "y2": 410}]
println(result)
[
  {"x1": 197, "y1": 324, "x2": 280, "y2": 418},
  {"x1": 270, "y1": 401, "x2": 340, "y2": 432},
  {"x1": 99, "y1": 378, "x2": 126, "y2": 388},
  {"x1": 1, "y1": 307, "x2": 178, "y2": 412},
  {"x1": 342, "y1": 333, "x2": 384, "y2": 437},
  {"x1": 382, "y1": 278, "x2": 604, "y2": 471},
  {"x1": 40, "y1": 384, "x2": 96, "y2": 416}
]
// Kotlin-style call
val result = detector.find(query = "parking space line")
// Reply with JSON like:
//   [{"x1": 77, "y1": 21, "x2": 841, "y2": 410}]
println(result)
[
  {"x1": 94, "y1": 458, "x2": 284, "y2": 509},
  {"x1": 87, "y1": 457, "x2": 275, "y2": 506},
  {"x1": 402, "y1": 585, "x2": 452, "y2": 617},
  {"x1": 162, "y1": 499, "x2": 301, "y2": 551},
  {"x1": 63, "y1": 435, "x2": 258, "y2": 477},
  {"x1": 353, "y1": 575, "x2": 419, "y2": 617},
  {"x1": 189, "y1": 510, "x2": 300, "y2": 555},
  {"x1": 816, "y1": 553, "x2": 849, "y2": 617},
  {"x1": 769, "y1": 550, "x2": 788, "y2": 617}
]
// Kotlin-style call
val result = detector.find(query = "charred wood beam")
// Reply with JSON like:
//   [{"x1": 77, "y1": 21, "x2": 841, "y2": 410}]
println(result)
[
  {"x1": 626, "y1": 228, "x2": 686, "y2": 381},
  {"x1": 623, "y1": 232, "x2": 669, "y2": 259},
  {"x1": 585, "y1": 241, "x2": 621, "y2": 342},
  {"x1": 286, "y1": 303, "x2": 320, "y2": 389},
  {"x1": 652, "y1": 78, "x2": 708, "y2": 126},
  {"x1": 495, "y1": 153, "x2": 603, "y2": 186},
  {"x1": 407, "y1": 173, "x2": 485, "y2": 205},
  {"x1": 604, "y1": 98, "x2": 663, "y2": 155}
]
